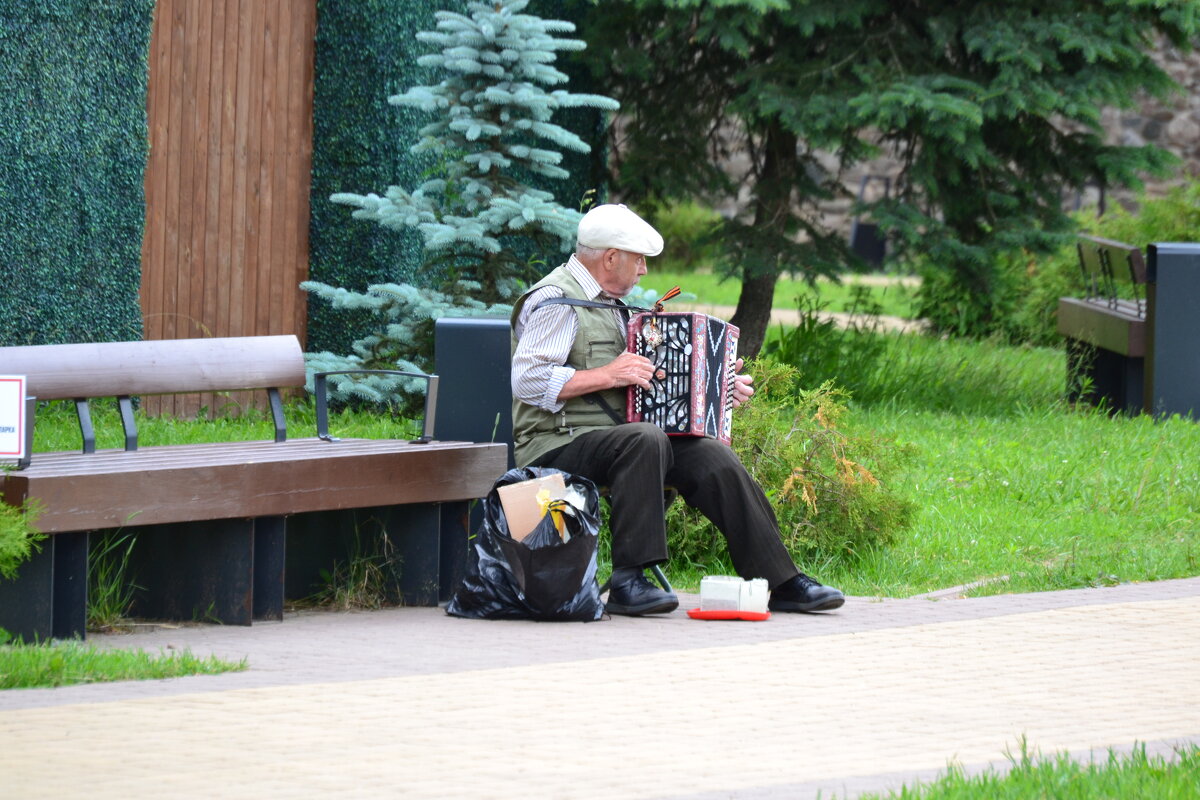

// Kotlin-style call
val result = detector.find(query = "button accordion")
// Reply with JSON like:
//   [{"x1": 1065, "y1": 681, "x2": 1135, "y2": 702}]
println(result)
[{"x1": 626, "y1": 311, "x2": 740, "y2": 445}]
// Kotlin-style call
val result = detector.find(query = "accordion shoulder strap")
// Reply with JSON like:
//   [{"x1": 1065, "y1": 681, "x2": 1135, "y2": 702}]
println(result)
[
  {"x1": 535, "y1": 298, "x2": 646, "y2": 426},
  {"x1": 532, "y1": 297, "x2": 652, "y2": 315},
  {"x1": 582, "y1": 391, "x2": 625, "y2": 425},
  {"x1": 559, "y1": 359, "x2": 627, "y2": 426}
]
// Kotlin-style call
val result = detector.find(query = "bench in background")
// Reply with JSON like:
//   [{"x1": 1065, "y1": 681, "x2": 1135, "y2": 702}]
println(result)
[
  {"x1": 1058, "y1": 238, "x2": 1200, "y2": 417},
  {"x1": 0, "y1": 335, "x2": 506, "y2": 641},
  {"x1": 1057, "y1": 235, "x2": 1149, "y2": 414}
]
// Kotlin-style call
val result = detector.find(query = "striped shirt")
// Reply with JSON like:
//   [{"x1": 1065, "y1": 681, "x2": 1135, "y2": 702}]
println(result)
[{"x1": 512, "y1": 255, "x2": 628, "y2": 413}]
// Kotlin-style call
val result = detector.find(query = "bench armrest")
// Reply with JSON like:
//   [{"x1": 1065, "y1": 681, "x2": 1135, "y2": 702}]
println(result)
[
  {"x1": 312, "y1": 370, "x2": 439, "y2": 443},
  {"x1": 11, "y1": 395, "x2": 37, "y2": 470}
]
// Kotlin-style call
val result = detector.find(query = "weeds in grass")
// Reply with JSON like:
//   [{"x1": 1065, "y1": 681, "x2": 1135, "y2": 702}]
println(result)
[
  {"x1": 0, "y1": 640, "x2": 246, "y2": 689},
  {"x1": 87, "y1": 530, "x2": 141, "y2": 632},
  {"x1": 852, "y1": 740, "x2": 1200, "y2": 799},
  {"x1": 761, "y1": 288, "x2": 889, "y2": 390},
  {"x1": 300, "y1": 519, "x2": 403, "y2": 611}
]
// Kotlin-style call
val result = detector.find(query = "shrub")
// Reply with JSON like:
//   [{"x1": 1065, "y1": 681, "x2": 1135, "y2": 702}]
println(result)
[
  {"x1": 666, "y1": 361, "x2": 917, "y2": 570},
  {"x1": 646, "y1": 201, "x2": 724, "y2": 273},
  {"x1": 915, "y1": 253, "x2": 1026, "y2": 342},
  {"x1": 0, "y1": 499, "x2": 44, "y2": 581},
  {"x1": 760, "y1": 287, "x2": 889, "y2": 388}
]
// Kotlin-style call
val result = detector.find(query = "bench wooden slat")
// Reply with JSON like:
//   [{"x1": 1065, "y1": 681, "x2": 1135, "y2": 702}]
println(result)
[
  {"x1": 3, "y1": 335, "x2": 305, "y2": 400},
  {"x1": 1057, "y1": 296, "x2": 1146, "y2": 357},
  {"x1": 5, "y1": 440, "x2": 507, "y2": 533}
]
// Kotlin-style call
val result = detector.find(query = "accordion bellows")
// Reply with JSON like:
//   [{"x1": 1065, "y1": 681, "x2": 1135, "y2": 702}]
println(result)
[{"x1": 626, "y1": 311, "x2": 740, "y2": 444}]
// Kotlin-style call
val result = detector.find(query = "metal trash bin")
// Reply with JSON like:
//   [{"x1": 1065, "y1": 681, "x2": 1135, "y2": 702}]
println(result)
[
  {"x1": 1146, "y1": 242, "x2": 1200, "y2": 418},
  {"x1": 434, "y1": 316, "x2": 515, "y2": 598}
]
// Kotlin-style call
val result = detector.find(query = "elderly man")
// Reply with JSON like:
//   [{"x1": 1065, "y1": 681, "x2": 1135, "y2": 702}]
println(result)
[{"x1": 510, "y1": 204, "x2": 845, "y2": 616}]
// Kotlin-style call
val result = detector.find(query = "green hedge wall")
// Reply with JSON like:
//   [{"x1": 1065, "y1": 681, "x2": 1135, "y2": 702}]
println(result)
[
  {"x1": 308, "y1": 0, "x2": 608, "y2": 354},
  {"x1": 0, "y1": 1, "x2": 603, "y2": 351},
  {"x1": 0, "y1": 1, "x2": 152, "y2": 347}
]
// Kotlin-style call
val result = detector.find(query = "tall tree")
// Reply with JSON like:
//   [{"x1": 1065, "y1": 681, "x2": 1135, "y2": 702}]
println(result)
[{"x1": 575, "y1": 0, "x2": 1196, "y2": 352}]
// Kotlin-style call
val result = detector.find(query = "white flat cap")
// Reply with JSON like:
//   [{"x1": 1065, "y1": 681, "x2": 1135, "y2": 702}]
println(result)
[{"x1": 577, "y1": 203, "x2": 664, "y2": 257}]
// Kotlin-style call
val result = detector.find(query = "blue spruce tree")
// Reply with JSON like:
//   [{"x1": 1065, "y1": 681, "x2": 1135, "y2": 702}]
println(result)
[{"x1": 303, "y1": 0, "x2": 618, "y2": 410}]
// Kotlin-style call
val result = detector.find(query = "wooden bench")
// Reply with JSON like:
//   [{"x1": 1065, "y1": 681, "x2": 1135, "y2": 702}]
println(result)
[
  {"x1": 0, "y1": 335, "x2": 507, "y2": 641},
  {"x1": 1057, "y1": 235, "x2": 1149, "y2": 414}
]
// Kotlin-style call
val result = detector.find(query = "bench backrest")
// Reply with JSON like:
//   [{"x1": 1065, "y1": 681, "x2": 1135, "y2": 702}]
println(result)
[
  {"x1": 3, "y1": 335, "x2": 305, "y2": 400},
  {"x1": 1077, "y1": 235, "x2": 1147, "y2": 317}
]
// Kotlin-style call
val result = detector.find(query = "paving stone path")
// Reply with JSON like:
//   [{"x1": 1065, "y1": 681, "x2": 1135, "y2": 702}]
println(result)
[{"x1": 3, "y1": 577, "x2": 1198, "y2": 798}]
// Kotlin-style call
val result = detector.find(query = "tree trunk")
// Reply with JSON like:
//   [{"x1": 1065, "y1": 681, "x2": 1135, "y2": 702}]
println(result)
[
  {"x1": 729, "y1": 121, "x2": 795, "y2": 359},
  {"x1": 730, "y1": 272, "x2": 778, "y2": 358}
]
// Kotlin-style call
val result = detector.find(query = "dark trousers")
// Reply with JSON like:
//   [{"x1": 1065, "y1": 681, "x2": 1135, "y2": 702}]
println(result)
[{"x1": 532, "y1": 423, "x2": 800, "y2": 588}]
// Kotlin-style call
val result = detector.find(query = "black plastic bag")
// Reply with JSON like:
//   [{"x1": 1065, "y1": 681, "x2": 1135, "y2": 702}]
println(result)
[{"x1": 446, "y1": 467, "x2": 604, "y2": 621}]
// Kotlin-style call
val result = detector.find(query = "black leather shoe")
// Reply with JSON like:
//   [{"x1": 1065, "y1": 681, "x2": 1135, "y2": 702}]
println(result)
[
  {"x1": 768, "y1": 573, "x2": 845, "y2": 613},
  {"x1": 606, "y1": 573, "x2": 679, "y2": 616}
]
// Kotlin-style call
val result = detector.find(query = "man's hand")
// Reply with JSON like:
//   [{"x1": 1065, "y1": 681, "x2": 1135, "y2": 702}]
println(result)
[
  {"x1": 558, "y1": 351, "x2": 655, "y2": 400},
  {"x1": 731, "y1": 357, "x2": 754, "y2": 408},
  {"x1": 602, "y1": 351, "x2": 656, "y2": 390}
]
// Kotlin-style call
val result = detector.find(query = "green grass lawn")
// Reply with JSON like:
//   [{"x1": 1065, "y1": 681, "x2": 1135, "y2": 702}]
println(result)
[
  {"x1": 639, "y1": 267, "x2": 1197, "y2": 599},
  {"x1": 640, "y1": 267, "x2": 920, "y2": 318},
  {"x1": 831, "y1": 404, "x2": 1200, "y2": 598},
  {"x1": 29, "y1": 399, "x2": 420, "y2": 452},
  {"x1": 663, "y1": 323, "x2": 1199, "y2": 596},
  {"x1": 821, "y1": 333, "x2": 1199, "y2": 598},
  {"x1": 852, "y1": 743, "x2": 1200, "y2": 800}
]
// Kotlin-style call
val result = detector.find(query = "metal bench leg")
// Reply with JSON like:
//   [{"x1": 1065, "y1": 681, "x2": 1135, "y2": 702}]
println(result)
[
  {"x1": 649, "y1": 563, "x2": 673, "y2": 593},
  {"x1": 128, "y1": 519, "x2": 256, "y2": 626},
  {"x1": 253, "y1": 516, "x2": 286, "y2": 621},
  {"x1": 52, "y1": 532, "x2": 89, "y2": 638},
  {"x1": 382, "y1": 503, "x2": 441, "y2": 607},
  {"x1": 0, "y1": 541, "x2": 55, "y2": 641},
  {"x1": 285, "y1": 506, "x2": 441, "y2": 608},
  {"x1": 0, "y1": 532, "x2": 89, "y2": 641},
  {"x1": 439, "y1": 500, "x2": 470, "y2": 604}
]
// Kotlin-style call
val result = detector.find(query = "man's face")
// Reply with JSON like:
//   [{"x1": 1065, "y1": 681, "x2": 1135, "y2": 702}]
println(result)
[{"x1": 598, "y1": 248, "x2": 647, "y2": 298}]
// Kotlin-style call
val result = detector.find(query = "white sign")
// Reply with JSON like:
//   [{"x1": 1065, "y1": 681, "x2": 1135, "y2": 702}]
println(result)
[{"x1": 0, "y1": 375, "x2": 27, "y2": 460}]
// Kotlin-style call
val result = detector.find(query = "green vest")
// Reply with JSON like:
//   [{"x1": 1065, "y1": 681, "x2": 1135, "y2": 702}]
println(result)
[{"x1": 510, "y1": 265, "x2": 627, "y2": 466}]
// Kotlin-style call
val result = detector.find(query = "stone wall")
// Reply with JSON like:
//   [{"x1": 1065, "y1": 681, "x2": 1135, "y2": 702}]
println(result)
[
  {"x1": 640, "y1": 44, "x2": 1198, "y2": 245},
  {"x1": 820, "y1": 45, "x2": 1200, "y2": 240},
  {"x1": 1105, "y1": 44, "x2": 1200, "y2": 200}
]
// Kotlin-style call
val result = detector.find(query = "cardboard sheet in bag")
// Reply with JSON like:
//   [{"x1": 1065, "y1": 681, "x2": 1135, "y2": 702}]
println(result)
[{"x1": 496, "y1": 472, "x2": 566, "y2": 542}]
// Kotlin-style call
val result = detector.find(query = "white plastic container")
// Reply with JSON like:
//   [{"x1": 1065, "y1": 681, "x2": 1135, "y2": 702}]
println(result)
[{"x1": 700, "y1": 576, "x2": 769, "y2": 613}]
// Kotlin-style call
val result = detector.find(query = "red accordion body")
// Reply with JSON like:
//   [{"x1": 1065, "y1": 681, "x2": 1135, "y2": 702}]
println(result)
[{"x1": 626, "y1": 311, "x2": 740, "y2": 445}]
